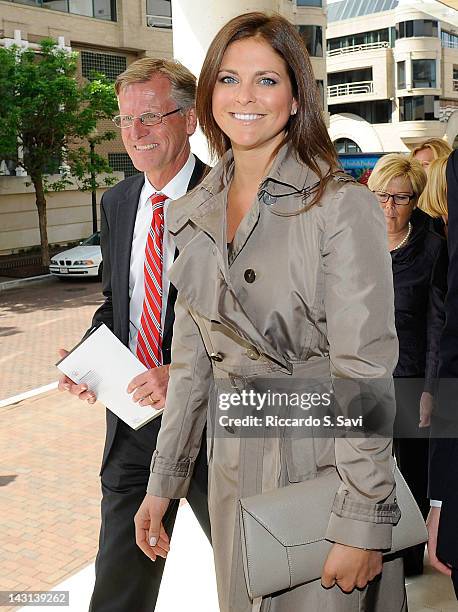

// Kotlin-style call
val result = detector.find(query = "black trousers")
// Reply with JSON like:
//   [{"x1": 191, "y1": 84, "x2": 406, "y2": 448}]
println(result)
[{"x1": 89, "y1": 421, "x2": 211, "y2": 612}]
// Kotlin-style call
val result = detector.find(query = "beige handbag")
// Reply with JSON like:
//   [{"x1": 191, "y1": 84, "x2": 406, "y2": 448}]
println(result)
[{"x1": 239, "y1": 466, "x2": 427, "y2": 600}]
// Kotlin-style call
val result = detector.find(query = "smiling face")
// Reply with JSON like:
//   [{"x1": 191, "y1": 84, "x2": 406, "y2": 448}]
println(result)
[
  {"x1": 211, "y1": 37, "x2": 297, "y2": 156},
  {"x1": 117, "y1": 75, "x2": 196, "y2": 188},
  {"x1": 380, "y1": 175, "x2": 416, "y2": 235}
]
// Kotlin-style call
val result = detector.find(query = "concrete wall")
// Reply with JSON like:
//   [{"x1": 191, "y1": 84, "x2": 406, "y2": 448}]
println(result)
[{"x1": 0, "y1": 172, "x2": 123, "y2": 254}]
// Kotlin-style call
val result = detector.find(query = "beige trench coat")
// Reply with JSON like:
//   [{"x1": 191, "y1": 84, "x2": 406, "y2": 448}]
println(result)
[{"x1": 147, "y1": 144, "x2": 406, "y2": 612}]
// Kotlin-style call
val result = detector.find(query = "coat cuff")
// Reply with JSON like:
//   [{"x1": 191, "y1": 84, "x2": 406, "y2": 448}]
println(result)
[
  {"x1": 146, "y1": 451, "x2": 194, "y2": 499},
  {"x1": 326, "y1": 513, "x2": 393, "y2": 550}
]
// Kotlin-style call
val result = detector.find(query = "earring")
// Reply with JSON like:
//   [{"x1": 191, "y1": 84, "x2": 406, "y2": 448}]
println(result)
[{"x1": 291, "y1": 107, "x2": 297, "y2": 116}]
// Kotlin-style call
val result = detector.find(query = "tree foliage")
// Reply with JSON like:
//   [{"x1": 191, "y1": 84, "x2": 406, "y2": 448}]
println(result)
[{"x1": 0, "y1": 39, "x2": 118, "y2": 265}]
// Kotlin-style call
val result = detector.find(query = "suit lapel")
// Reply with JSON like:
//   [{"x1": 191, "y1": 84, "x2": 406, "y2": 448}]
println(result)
[{"x1": 115, "y1": 174, "x2": 145, "y2": 346}]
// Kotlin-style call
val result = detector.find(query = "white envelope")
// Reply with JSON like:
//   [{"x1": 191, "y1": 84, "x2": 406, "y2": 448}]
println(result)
[{"x1": 57, "y1": 324, "x2": 163, "y2": 429}]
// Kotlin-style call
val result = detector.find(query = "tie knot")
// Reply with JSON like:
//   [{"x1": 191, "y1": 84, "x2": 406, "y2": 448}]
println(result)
[{"x1": 150, "y1": 193, "x2": 167, "y2": 209}]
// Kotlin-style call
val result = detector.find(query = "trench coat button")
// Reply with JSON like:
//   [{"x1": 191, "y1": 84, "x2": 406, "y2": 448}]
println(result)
[
  {"x1": 246, "y1": 348, "x2": 260, "y2": 360},
  {"x1": 244, "y1": 269, "x2": 256, "y2": 284},
  {"x1": 210, "y1": 352, "x2": 224, "y2": 362},
  {"x1": 225, "y1": 425, "x2": 235, "y2": 434},
  {"x1": 262, "y1": 192, "x2": 277, "y2": 205}
]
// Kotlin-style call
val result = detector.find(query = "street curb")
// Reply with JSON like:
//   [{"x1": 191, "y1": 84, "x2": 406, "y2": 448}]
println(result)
[
  {"x1": 0, "y1": 273, "x2": 53, "y2": 291},
  {"x1": 0, "y1": 381, "x2": 58, "y2": 409}
]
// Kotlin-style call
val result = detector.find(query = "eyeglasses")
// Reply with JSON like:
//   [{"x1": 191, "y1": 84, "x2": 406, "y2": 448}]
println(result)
[
  {"x1": 112, "y1": 107, "x2": 182, "y2": 129},
  {"x1": 373, "y1": 191, "x2": 415, "y2": 207}
]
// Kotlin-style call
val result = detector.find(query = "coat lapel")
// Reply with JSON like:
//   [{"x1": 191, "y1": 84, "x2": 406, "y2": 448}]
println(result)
[{"x1": 162, "y1": 156, "x2": 209, "y2": 344}]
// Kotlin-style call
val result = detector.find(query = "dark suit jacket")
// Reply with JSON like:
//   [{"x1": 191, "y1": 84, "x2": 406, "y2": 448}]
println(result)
[
  {"x1": 429, "y1": 150, "x2": 458, "y2": 566},
  {"x1": 90, "y1": 156, "x2": 207, "y2": 471}
]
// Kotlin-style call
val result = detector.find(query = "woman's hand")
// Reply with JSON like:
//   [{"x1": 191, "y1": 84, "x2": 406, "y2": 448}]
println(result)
[
  {"x1": 134, "y1": 495, "x2": 171, "y2": 561},
  {"x1": 321, "y1": 543, "x2": 382, "y2": 592},
  {"x1": 419, "y1": 391, "x2": 434, "y2": 428}
]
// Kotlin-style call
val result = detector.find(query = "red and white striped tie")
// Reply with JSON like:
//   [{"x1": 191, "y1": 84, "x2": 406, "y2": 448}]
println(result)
[{"x1": 136, "y1": 193, "x2": 167, "y2": 369}]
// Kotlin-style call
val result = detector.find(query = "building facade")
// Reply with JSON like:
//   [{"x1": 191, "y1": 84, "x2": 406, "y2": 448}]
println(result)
[{"x1": 326, "y1": 0, "x2": 458, "y2": 152}]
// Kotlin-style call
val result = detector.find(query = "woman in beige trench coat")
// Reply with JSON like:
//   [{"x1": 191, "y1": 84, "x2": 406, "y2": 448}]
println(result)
[{"x1": 135, "y1": 12, "x2": 406, "y2": 612}]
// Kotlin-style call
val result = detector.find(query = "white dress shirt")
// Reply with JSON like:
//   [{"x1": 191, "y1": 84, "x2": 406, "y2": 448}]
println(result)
[{"x1": 128, "y1": 153, "x2": 196, "y2": 355}]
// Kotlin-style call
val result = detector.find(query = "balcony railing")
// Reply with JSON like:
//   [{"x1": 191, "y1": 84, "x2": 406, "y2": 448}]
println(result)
[
  {"x1": 146, "y1": 14, "x2": 172, "y2": 28},
  {"x1": 453, "y1": 79, "x2": 458, "y2": 92},
  {"x1": 327, "y1": 81, "x2": 374, "y2": 98},
  {"x1": 327, "y1": 41, "x2": 389, "y2": 57}
]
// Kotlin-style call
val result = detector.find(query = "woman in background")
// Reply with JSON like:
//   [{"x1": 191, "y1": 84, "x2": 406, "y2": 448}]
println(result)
[
  {"x1": 418, "y1": 156, "x2": 449, "y2": 236},
  {"x1": 368, "y1": 154, "x2": 447, "y2": 575},
  {"x1": 410, "y1": 138, "x2": 452, "y2": 173}
]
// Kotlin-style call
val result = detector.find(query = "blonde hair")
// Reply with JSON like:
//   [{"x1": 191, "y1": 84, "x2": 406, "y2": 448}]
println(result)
[
  {"x1": 418, "y1": 156, "x2": 449, "y2": 218},
  {"x1": 410, "y1": 138, "x2": 452, "y2": 161},
  {"x1": 115, "y1": 58, "x2": 196, "y2": 109},
  {"x1": 367, "y1": 154, "x2": 427, "y2": 200}
]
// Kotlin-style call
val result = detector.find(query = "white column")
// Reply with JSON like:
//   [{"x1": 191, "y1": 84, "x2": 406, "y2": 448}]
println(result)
[{"x1": 171, "y1": 0, "x2": 277, "y2": 163}]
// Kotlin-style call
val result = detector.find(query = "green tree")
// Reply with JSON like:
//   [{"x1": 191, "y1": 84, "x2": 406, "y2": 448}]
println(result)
[{"x1": 0, "y1": 39, "x2": 118, "y2": 266}]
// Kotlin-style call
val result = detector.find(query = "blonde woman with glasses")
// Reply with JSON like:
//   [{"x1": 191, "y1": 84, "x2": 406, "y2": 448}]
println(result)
[{"x1": 368, "y1": 154, "x2": 448, "y2": 576}]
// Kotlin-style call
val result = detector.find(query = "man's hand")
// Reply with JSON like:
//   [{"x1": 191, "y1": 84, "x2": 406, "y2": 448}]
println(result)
[
  {"x1": 419, "y1": 391, "x2": 434, "y2": 428},
  {"x1": 321, "y1": 543, "x2": 382, "y2": 593},
  {"x1": 57, "y1": 349, "x2": 97, "y2": 404},
  {"x1": 134, "y1": 494, "x2": 171, "y2": 562},
  {"x1": 427, "y1": 506, "x2": 452, "y2": 576},
  {"x1": 127, "y1": 365, "x2": 169, "y2": 409}
]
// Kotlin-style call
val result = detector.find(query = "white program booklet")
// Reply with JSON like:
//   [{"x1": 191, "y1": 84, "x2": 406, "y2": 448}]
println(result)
[{"x1": 56, "y1": 323, "x2": 163, "y2": 430}]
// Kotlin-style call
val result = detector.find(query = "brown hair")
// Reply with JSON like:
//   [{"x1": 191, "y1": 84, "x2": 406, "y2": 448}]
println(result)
[
  {"x1": 115, "y1": 58, "x2": 196, "y2": 110},
  {"x1": 410, "y1": 138, "x2": 452, "y2": 162},
  {"x1": 196, "y1": 12, "x2": 339, "y2": 209}
]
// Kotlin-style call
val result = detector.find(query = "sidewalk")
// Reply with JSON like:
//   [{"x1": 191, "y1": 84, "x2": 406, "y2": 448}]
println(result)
[{"x1": 0, "y1": 389, "x2": 104, "y2": 612}]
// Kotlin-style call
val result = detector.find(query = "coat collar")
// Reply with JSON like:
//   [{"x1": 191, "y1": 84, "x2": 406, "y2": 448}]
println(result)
[{"x1": 167, "y1": 143, "x2": 323, "y2": 238}]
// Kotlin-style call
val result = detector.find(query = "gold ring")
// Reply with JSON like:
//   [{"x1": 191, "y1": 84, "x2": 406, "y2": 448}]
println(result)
[{"x1": 149, "y1": 394, "x2": 159, "y2": 404}]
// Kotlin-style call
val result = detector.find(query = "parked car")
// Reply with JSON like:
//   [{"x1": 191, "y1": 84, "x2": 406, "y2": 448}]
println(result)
[{"x1": 49, "y1": 232, "x2": 102, "y2": 279}]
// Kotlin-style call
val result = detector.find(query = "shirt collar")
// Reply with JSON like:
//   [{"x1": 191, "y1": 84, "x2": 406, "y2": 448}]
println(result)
[{"x1": 139, "y1": 152, "x2": 195, "y2": 209}]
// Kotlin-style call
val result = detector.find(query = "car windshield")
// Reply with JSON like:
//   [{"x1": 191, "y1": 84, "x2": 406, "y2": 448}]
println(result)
[{"x1": 80, "y1": 232, "x2": 100, "y2": 246}]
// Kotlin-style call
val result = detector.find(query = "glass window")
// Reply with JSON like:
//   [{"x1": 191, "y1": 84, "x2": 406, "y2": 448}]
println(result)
[
  {"x1": 328, "y1": 68, "x2": 372, "y2": 86},
  {"x1": 442, "y1": 30, "x2": 458, "y2": 49},
  {"x1": 297, "y1": 25, "x2": 323, "y2": 57},
  {"x1": 334, "y1": 138, "x2": 362, "y2": 154},
  {"x1": 69, "y1": 0, "x2": 92, "y2": 16},
  {"x1": 93, "y1": 0, "x2": 115, "y2": 20},
  {"x1": 297, "y1": 0, "x2": 322, "y2": 5},
  {"x1": 399, "y1": 96, "x2": 437, "y2": 121},
  {"x1": 108, "y1": 153, "x2": 140, "y2": 178},
  {"x1": 412, "y1": 59, "x2": 436, "y2": 88},
  {"x1": 396, "y1": 20, "x2": 438, "y2": 39},
  {"x1": 397, "y1": 61, "x2": 406, "y2": 89},
  {"x1": 81, "y1": 51, "x2": 127, "y2": 81},
  {"x1": 42, "y1": 0, "x2": 69, "y2": 12},
  {"x1": 327, "y1": 28, "x2": 389, "y2": 52},
  {"x1": 146, "y1": 0, "x2": 172, "y2": 28},
  {"x1": 328, "y1": 100, "x2": 392, "y2": 123},
  {"x1": 453, "y1": 66, "x2": 458, "y2": 80}
]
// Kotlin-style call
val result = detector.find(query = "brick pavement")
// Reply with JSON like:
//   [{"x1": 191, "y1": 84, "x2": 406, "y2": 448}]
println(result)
[
  {"x1": 0, "y1": 279, "x2": 104, "y2": 400},
  {"x1": 0, "y1": 389, "x2": 105, "y2": 612}
]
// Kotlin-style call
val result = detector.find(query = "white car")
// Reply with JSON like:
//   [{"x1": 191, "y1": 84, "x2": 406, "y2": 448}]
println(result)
[{"x1": 49, "y1": 232, "x2": 102, "y2": 279}]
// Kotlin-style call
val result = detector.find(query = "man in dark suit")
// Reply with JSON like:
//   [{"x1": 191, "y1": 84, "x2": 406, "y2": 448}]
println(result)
[
  {"x1": 427, "y1": 149, "x2": 458, "y2": 599},
  {"x1": 58, "y1": 58, "x2": 210, "y2": 612}
]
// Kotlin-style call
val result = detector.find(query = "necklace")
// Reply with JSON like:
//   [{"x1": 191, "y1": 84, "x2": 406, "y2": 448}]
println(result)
[{"x1": 392, "y1": 222, "x2": 412, "y2": 251}]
